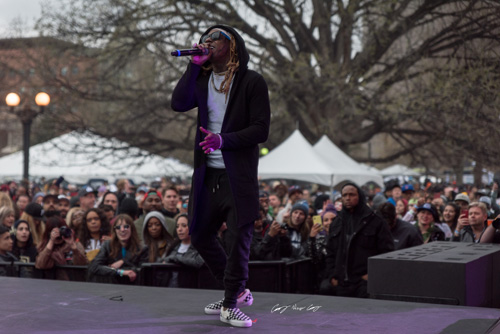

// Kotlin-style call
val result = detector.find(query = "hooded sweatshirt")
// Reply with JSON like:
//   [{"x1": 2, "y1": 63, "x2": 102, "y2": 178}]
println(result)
[
  {"x1": 142, "y1": 211, "x2": 174, "y2": 262},
  {"x1": 325, "y1": 182, "x2": 394, "y2": 283}
]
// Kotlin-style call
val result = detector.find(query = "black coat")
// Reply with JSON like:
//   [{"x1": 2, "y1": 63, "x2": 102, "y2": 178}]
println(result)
[
  {"x1": 171, "y1": 25, "x2": 271, "y2": 231},
  {"x1": 324, "y1": 184, "x2": 394, "y2": 283}
]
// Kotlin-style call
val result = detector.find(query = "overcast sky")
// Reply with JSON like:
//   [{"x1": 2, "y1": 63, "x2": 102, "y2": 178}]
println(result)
[{"x1": 0, "y1": 0, "x2": 45, "y2": 37}]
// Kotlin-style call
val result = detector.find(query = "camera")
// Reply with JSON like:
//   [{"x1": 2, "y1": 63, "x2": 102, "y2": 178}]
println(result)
[
  {"x1": 279, "y1": 222, "x2": 288, "y2": 230},
  {"x1": 492, "y1": 218, "x2": 500, "y2": 230},
  {"x1": 59, "y1": 226, "x2": 72, "y2": 238}
]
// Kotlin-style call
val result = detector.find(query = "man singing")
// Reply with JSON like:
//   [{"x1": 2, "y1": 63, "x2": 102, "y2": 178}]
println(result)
[{"x1": 171, "y1": 25, "x2": 270, "y2": 327}]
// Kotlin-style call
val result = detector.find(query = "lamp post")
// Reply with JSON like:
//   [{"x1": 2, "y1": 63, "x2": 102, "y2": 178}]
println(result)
[{"x1": 5, "y1": 92, "x2": 51, "y2": 182}]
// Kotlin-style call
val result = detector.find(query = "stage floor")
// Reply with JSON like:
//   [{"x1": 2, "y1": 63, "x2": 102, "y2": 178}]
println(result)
[{"x1": 1, "y1": 277, "x2": 499, "y2": 334}]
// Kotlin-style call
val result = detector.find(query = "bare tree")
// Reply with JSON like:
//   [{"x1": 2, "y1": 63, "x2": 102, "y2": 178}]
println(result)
[{"x1": 31, "y1": 0, "x2": 500, "y2": 170}]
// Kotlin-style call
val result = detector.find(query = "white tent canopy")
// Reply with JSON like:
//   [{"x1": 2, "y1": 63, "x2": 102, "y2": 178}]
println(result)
[
  {"x1": 380, "y1": 164, "x2": 420, "y2": 177},
  {"x1": 0, "y1": 131, "x2": 193, "y2": 184},
  {"x1": 258, "y1": 130, "x2": 383, "y2": 188},
  {"x1": 313, "y1": 135, "x2": 383, "y2": 187},
  {"x1": 258, "y1": 130, "x2": 334, "y2": 186}
]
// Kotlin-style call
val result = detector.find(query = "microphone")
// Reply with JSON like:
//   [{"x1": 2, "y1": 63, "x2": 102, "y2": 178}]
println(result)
[{"x1": 171, "y1": 48, "x2": 209, "y2": 57}]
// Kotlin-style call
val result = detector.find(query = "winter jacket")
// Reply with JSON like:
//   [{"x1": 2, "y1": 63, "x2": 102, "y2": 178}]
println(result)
[
  {"x1": 163, "y1": 243, "x2": 204, "y2": 269},
  {"x1": 88, "y1": 240, "x2": 148, "y2": 284},
  {"x1": 324, "y1": 183, "x2": 394, "y2": 284}
]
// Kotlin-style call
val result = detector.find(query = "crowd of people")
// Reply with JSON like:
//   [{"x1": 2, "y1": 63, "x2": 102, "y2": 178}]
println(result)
[{"x1": 1, "y1": 177, "x2": 499, "y2": 297}]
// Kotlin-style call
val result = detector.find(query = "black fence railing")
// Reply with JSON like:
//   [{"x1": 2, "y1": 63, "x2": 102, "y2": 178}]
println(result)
[{"x1": 0, "y1": 258, "x2": 315, "y2": 294}]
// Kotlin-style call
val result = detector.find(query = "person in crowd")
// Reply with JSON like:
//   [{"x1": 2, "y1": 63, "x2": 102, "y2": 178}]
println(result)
[
  {"x1": 387, "y1": 184, "x2": 402, "y2": 206},
  {"x1": 305, "y1": 205, "x2": 317, "y2": 230},
  {"x1": 42, "y1": 194, "x2": 60, "y2": 219},
  {"x1": 100, "y1": 191, "x2": 120, "y2": 214},
  {"x1": 0, "y1": 191, "x2": 14, "y2": 209},
  {"x1": 77, "y1": 208, "x2": 111, "y2": 261},
  {"x1": 78, "y1": 186, "x2": 96, "y2": 211},
  {"x1": 0, "y1": 206, "x2": 15, "y2": 230},
  {"x1": 275, "y1": 186, "x2": 303, "y2": 224},
  {"x1": 377, "y1": 203, "x2": 423, "y2": 250},
  {"x1": 454, "y1": 193, "x2": 470, "y2": 214},
  {"x1": 142, "y1": 211, "x2": 175, "y2": 263},
  {"x1": 395, "y1": 199, "x2": 408, "y2": 220},
  {"x1": 309, "y1": 204, "x2": 336, "y2": 259},
  {"x1": 272, "y1": 183, "x2": 288, "y2": 205},
  {"x1": 401, "y1": 184, "x2": 415, "y2": 202},
  {"x1": 283, "y1": 200, "x2": 311, "y2": 259},
  {"x1": 135, "y1": 186, "x2": 148, "y2": 209},
  {"x1": 253, "y1": 219, "x2": 292, "y2": 260},
  {"x1": 33, "y1": 192, "x2": 45, "y2": 205},
  {"x1": 88, "y1": 214, "x2": 148, "y2": 284},
  {"x1": 478, "y1": 196, "x2": 496, "y2": 219},
  {"x1": 96, "y1": 185, "x2": 108, "y2": 206},
  {"x1": 116, "y1": 179, "x2": 133, "y2": 203},
  {"x1": 35, "y1": 216, "x2": 88, "y2": 280},
  {"x1": 321, "y1": 183, "x2": 394, "y2": 297},
  {"x1": 11, "y1": 219, "x2": 38, "y2": 263},
  {"x1": 413, "y1": 203, "x2": 446, "y2": 243},
  {"x1": 57, "y1": 195, "x2": 70, "y2": 219},
  {"x1": 134, "y1": 190, "x2": 174, "y2": 245},
  {"x1": 441, "y1": 202, "x2": 460, "y2": 240},
  {"x1": 402, "y1": 195, "x2": 424, "y2": 223},
  {"x1": 249, "y1": 206, "x2": 270, "y2": 260},
  {"x1": 180, "y1": 197, "x2": 189, "y2": 214},
  {"x1": 371, "y1": 193, "x2": 387, "y2": 211},
  {"x1": 66, "y1": 207, "x2": 85, "y2": 234},
  {"x1": 162, "y1": 186, "x2": 180, "y2": 219},
  {"x1": 313, "y1": 194, "x2": 332, "y2": 215},
  {"x1": 453, "y1": 202, "x2": 488, "y2": 243},
  {"x1": 480, "y1": 214, "x2": 500, "y2": 243},
  {"x1": 98, "y1": 204, "x2": 116, "y2": 224},
  {"x1": 16, "y1": 194, "x2": 30, "y2": 216},
  {"x1": 162, "y1": 214, "x2": 205, "y2": 287},
  {"x1": 309, "y1": 203, "x2": 336, "y2": 292},
  {"x1": 268, "y1": 193, "x2": 281, "y2": 218},
  {"x1": 0, "y1": 225, "x2": 15, "y2": 276},
  {"x1": 258, "y1": 191, "x2": 274, "y2": 222},
  {"x1": 20, "y1": 203, "x2": 45, "y2": 247},
  {"x1": 118, "y1": 197, "x2": 139, "y2": 220},
  {"x1": 163, "y1": 213, "x2": 204, "y2": 268}
]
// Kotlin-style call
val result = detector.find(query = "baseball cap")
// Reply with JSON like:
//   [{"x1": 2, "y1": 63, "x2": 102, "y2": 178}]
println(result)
[
  {"x1": 454, "y1": 193, "x2": 470, "y2": 204},
  {"x1": 401, "y1": 184, "x2": 414, "y2": 193},
  {"x1": 78, "y1": 186, "x2": 96, "y2": 197}
]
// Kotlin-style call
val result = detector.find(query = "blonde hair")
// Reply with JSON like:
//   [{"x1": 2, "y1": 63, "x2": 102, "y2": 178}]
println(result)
[
  {"x1": 469, "y1": 202, "x2": 488, "y2": 216},
  {"x1": 0, "y1": 206, "x2": 14, "y2": 226},
  {"x1": 203, "y1": 36, "x2": 239, "y2": 102},
  {"x1": 20, "y1": 211, "x2": 45, "y2": 247},
  {"x1": 0, "y1": 192, "x2": 13, "y2": 210},
  {"x1": 66, "y1": 207, "x2": 85, "y2": 229}
]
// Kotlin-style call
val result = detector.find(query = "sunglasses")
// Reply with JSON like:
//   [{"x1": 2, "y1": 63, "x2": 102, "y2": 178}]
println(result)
[
  {"x1": 200, "y1": 31, "x2": 231, "y2": 43},
  {"x1": 114, "y1": 224, "x2": 130, "y2": 230}
]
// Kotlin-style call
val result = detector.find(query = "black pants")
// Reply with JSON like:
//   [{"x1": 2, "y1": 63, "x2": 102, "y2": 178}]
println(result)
[{"x1": 190, "y1": 168, "x2": 254, "y2": 308}]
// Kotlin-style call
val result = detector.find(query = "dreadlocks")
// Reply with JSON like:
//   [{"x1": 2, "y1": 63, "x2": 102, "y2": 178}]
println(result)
[{"x1": 203, "y1": 37, "x2": 239, "y2": 103}]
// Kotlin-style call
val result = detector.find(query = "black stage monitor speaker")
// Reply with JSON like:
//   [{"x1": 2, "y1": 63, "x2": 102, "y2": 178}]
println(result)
[{"x1": 368, "y1": 242, "x2": 500, "y2": 308}]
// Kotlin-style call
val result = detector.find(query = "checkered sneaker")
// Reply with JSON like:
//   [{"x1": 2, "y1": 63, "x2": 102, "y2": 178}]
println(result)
[
  {"x1": 220, "y1": 307, "x2": 252, "y2": 328},
  {"x1": 204, "y1": 289, "x2": 253, "y2": 315}
]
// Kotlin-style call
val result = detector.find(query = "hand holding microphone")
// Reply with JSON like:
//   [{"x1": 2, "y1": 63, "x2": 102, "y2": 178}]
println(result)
[
  {"x1": 171, "y1": 43, "x2": 210, "y2": 65},
  {"x1": 170, "y1": 48, "x2": 209, "y2": 57}
]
